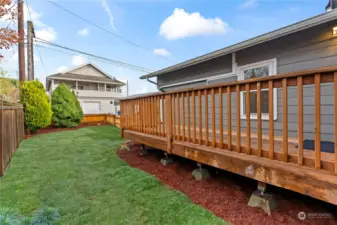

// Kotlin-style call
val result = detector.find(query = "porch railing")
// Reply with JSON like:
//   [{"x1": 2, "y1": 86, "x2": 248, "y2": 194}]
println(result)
[{"x1": 120, "y1": 66, "x2": 337, "y2": 173}]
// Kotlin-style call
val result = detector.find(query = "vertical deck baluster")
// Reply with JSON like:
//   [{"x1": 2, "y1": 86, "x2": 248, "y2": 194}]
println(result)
[
  {"x1": 143, "y1": 98, "x2": 145, "y2": 133},
  {"x1": 236, "y1": 85, "x2": 241, "y2": 153},
  {"x1": 282, "y1": 78, "x2": 288, "y2": 162},
  {"x1": 155, "y1": 96, "x2": 158, "y2": 135},
  {"x1": 187, "y1": 92, "x2": 191, "y2": 142},
  {"x1": 212, "y1": 88, "x2": 216, "y2": 147},
  {"x1": 192, "y1": 91, "x2": 196, "y2": 144},
  {"x1": 162, "y1": 95, "x2": 165, "y2": 136},
  {"x1": 245, "y1": 84, "x2": 251, "y2": 154},
  {"x1": 177, "y1": 93, "x2": 181, "y2": 141},
  {"x1": 151, "y1": 96, "x2": 156, "y2": 135},
  {"x1": 205, "y1": 89, "x2": 209, "y2": 146},
  {"x1": 227, "y1": 86, "x2": 232, "y2": 151},
  {"x1": 144, "y1": 99, "x2": 146, "y2": 133},
  {"x1": 315, "y1": 73, "x2": 321, "y2": 169},
  {"x1": 268, "y1": 81, "x2": 274, "y2": 159},
  {"x1": 334, "y1": 72, "x2": 337, "y2": 173},
  {"x1": 198, "y1": 90, "x2": 202, "y2": 145},
  {"x1": 182, "y1": 93, "x2": 185, "y2": 141},
  {"x1": 257, "y1": 82, "x2": 262, "y2": 156},
  {"x1": 172, "y1": 94, "x2": 176, "y2": 140},
  {"x1": 298, "y1": 76, "x2": 304, "y2": 165},
  {"x1": 219, "y1": 87, "x2": 223, "y2": 149}
]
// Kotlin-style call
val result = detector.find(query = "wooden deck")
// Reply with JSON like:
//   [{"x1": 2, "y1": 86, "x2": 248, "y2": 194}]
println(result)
[{"x1": 120, "y1": 66, "x2": 337, "y2": 206}]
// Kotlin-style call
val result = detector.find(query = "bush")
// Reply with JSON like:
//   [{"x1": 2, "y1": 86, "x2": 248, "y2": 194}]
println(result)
[
  {"x1": 30, "y1": 207, "x2": 60, "y2": 225},
  {"x1": 20, "y1": 81, "x2": 52, "y2": 133},
  {"x1": 72, "y1": 90, "x2": 83, "y2": 120},
  {"x1": 51, "y1": 84, "x2": 83, "y2": 127}
]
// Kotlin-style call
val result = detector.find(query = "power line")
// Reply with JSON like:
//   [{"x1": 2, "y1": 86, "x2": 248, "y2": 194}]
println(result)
[
  {"x1": 25, "y1": 0, "x2": 48, "y2": 76},
  {"x1": 47, "y1": 0, "x2": 174, "y2": 63},
  {"x1": 34, "y1": 38, "x2": 154, "y2": 73}
]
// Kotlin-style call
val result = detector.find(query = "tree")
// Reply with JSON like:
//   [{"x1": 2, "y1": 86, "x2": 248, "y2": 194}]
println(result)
[
  {"x1": 51, "y1": 84, "x2": 83, "y2": 127},
  {"x1": 0, "y1": 0, "x2": 18, "y2": 58},
  {"x1": 20, "y1": 80, "x2": 52, "y2": 132}
]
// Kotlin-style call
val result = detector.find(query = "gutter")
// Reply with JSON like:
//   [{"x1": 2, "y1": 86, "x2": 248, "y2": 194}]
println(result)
[{"x1": 145, "y1": 76, "x2": 165, "y2": 92}]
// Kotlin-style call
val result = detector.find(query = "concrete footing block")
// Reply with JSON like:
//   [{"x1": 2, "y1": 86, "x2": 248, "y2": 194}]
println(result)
[
  {"x1": 192, "y1": 168, "x2": 210, "y2": 180},
  {"x1": 139, "y1": 145, "x2": 149, "y2": 156},
  {"x1": 160, "y1": 157, "x2": 174, "y2": 166},
  {"x1": 248, "y1": 190, "x2": 278, "y2": 215}
]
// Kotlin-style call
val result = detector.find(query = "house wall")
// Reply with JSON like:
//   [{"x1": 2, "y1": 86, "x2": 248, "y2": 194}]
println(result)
[
  {"x1": 159, "y1": 20, "x2": 337, "y2": 142},
  {"x1": 78, "y1": 97, "x2": 119, "y2": 114},
  {"x1": 51, "y1": 79, "x2": 121, "y2": 114}
]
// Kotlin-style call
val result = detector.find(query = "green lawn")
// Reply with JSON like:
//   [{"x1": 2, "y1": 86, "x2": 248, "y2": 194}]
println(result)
[{"x1": 0, "y1": 126, "x2": 228, "y2": 225}]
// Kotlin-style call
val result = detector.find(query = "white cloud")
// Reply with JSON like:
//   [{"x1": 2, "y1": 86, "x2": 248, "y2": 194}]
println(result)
[
  {"x1": 35, "y1": 27, "x2": 57, "y2": 41},
  {"x1": 100, "y1": 0, "x2": 116, "y2": 30},
  {"x1": 57, "y1": 66, "x2": 68, "y2": 73},
  {"x1": 23, "y1": 3, "x2": 58, "y2": 41},
  {"x1": 77, "y1": 28, "x2": 89, "y2": 36},
  {"x1": 159, "y1": 8, "x2": 229, "y2": 40},
  {"x1": 72, "y1": 55, "x2": 88, "y2": 66},
  {"x1": 238, "y1": 0, "x2": 258, "y2": 10},
  {"x1": 288, "y1": 7, "x2": 299, "y2": 13},
  {"x1": 153, "y1": 48, "x2": 170, "y2": 57}
]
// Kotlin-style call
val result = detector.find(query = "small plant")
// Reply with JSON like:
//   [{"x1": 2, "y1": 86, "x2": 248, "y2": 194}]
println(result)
[
  {"x1": 51, "y1": 84, "x2": 83, "y2": 127},
  {"x1": 29, "y1": 207, "x2": 60, "y2": 225},
  {"x1": 0, "y1": 208, "x2": 21, "y2": 225}
]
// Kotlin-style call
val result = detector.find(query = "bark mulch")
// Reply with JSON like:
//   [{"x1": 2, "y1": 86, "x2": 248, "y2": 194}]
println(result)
[{"x1": 117, "y1": 142, "x2": 337, "y2": 225}]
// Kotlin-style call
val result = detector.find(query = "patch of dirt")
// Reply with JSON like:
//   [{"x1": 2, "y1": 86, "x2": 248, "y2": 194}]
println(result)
[
  {"x1": 117, "y1": 142, "x2": 337, "y2": 225},
  {"x1": 24, "y1": 123, "x2": 106, "y2": 139}
]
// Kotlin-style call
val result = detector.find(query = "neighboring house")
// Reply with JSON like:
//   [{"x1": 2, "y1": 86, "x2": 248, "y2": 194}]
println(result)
[
  {"x1": 140, "y1": 3, "x2": 337, "y2": 143},
  {"x1": 46, "y1": 63, "x2": 125, "y2": 114}
]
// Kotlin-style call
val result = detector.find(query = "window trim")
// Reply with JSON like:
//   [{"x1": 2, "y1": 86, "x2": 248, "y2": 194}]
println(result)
[{"x1": 238, "y1": 58, "x2": 278, "y2": 121}]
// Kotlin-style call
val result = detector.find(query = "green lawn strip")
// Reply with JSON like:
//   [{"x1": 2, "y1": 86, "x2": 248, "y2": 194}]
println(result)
[{"x1": 0, "y1": 126, "x2": 228, "y2": 225}]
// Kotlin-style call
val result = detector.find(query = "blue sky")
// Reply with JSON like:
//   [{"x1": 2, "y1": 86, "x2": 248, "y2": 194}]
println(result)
[{"x1": 2, "y1": 0, "x2": 327, "y2": 95}]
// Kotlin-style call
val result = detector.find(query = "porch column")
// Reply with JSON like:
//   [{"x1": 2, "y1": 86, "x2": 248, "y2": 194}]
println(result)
[
  {"x1": 104, "y1": 83, "x2": 106, "y2": 92},
  {"x1": 76, "y1": 81, "x2": 78, "y2": 90}
]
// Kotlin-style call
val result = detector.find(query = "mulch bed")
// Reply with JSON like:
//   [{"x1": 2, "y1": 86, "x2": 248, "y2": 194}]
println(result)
[
  {"x1": 117, "y1": 141, "x2": 337, "y2": 225},
  {"x1": 24, "y1": 123, "x2": 106, "y2": 139}
]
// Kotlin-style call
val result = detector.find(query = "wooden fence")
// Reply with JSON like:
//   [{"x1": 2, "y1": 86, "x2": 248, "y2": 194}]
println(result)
[
  {"x1": 120, "y1": 66, "x2": 337, "y2": 205},
  {"x1": 81, "y1": 114, "x2": 120, "y2": 127},
  {"x1": 0, "y1": 106, "x2": 25, "y2": 176}
]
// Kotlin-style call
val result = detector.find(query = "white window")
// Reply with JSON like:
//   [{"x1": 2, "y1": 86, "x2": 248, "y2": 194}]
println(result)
[{"x1": 238, "y1": 58, "x2": 277, "y2": 120}]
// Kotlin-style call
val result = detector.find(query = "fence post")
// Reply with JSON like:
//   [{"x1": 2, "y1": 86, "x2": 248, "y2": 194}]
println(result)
[{"x1": 165, "y1": 95, "x2": 173, "y2": 154}]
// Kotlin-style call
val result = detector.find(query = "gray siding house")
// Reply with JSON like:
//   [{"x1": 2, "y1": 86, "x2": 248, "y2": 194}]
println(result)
[{"x1": 140, "y1": 3, "x2": 337, "y2": 143}]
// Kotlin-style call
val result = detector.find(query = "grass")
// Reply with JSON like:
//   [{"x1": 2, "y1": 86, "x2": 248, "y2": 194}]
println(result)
[{"x1": 0, "y1": 126, "x2": 228, "y2": 225}]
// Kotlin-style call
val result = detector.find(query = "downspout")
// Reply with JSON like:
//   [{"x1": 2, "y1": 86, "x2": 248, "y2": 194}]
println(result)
[{"x1": 145, "y1": 76, "x2": 165, "y2": 92}]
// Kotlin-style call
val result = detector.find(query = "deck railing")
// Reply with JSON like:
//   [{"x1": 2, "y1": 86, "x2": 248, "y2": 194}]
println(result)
[{"x1": 120, "y1": 66, "x2": 337, "y2": 173}]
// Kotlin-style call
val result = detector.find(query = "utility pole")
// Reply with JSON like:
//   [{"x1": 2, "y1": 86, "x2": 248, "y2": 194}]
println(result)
[
  {"x1": 18, "y1": 0, "x2": 26, "y2": 82},
  {"x1": 27, "y1": 21, "x2": 35, "y2": 81}
]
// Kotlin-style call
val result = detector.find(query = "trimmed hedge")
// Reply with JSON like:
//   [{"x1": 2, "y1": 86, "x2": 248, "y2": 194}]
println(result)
[
  {"x1": 51, "y1": 84, "x2": 83, "y2": 127},
  {"x1": 20, "y1": 80, "x2": 52, "y2": 133}
]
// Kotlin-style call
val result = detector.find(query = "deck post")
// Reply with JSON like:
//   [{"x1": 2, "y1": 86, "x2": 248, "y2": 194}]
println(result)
[{"x1": 166, "y1": 95, "x2": 173, "y2": 154}]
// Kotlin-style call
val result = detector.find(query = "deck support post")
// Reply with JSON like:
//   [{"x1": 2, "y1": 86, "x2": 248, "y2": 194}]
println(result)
[
  {"x1": 139, "y1": 144, "x2": 149, "y2": 156},
  {"x1": 248, "y1": 181, "x2": 277, "y2": 215},
  {"x1": 192, "y1": 163, "x2": 210, "y2": 180},
  {"x1": 160, "y1": 152, "x2": 174, "y2": 166}
]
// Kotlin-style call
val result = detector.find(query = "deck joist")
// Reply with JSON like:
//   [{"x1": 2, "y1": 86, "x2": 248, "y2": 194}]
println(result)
[{"x1": 123, "y1": 129, "x2": 337, "y2": 206}]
